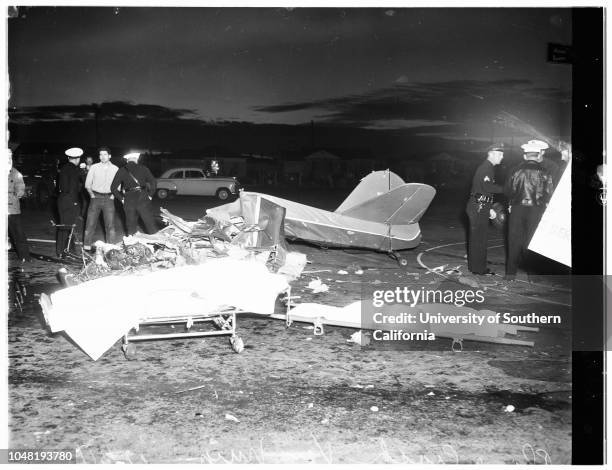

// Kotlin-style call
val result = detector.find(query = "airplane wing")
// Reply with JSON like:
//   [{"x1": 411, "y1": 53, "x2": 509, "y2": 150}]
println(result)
[
  {"x1": 528, "y1": 164, "x2": 571, "y2": 266},
  {"x1": 336, "y1": 183, "x2": 436, "y2": 224}
]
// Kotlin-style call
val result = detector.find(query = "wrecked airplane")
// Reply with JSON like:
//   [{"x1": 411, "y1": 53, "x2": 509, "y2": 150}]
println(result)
[{"x1": 208, "y1": 170, "x2": 436, "y2": 265}]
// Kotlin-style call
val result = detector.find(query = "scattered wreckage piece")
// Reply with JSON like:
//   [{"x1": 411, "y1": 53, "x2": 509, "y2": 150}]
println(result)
[
  {"x1": 42, "y1": 193, "x2": 307, "y2": 360},
  {"x1": 61, "y1": 191, "x2": 306, "y2": 286},
  {"x1": 125, "y1": 229, "x2": 181, "y2": 249},
  {"x1": 160, "y1": 208, "x2": 234, "y2": 243},
  {"x1": 159, "y1": 207, "x2": 195, "y2": 233},
  {"x1": 276, "y1": 251, "x2": 307, "y2": 280},
  {"x1": 62, "y1": 240, "x2": 163, "y2": 284},
  {"x1": 41, "y1": 193, "x2": 311, "y2": 360},
  {"x1": 208, "y1": 170, "x2": 436, "y2": 266},
  {"x1": 39, "y1": 259, "x2": 291, "y2": 360},
  {"x1": 266, "y1": 301, "x2": 537, "y2": 348}
]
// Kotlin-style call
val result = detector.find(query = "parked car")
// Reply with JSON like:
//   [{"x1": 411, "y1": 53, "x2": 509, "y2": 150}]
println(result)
[
  {"x1": 14, "y1": 164, "x2": 57, "y2": 209},
  {"x1": 156, "y1": 167, "x2": 242, "y2": 200},
  {"x1": 22, "y1": 173, "x2": 56, "y2": 208}
]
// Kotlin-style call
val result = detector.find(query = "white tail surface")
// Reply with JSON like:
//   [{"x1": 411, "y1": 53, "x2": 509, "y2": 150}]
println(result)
[{"x1": 335, "y1": 170, "x2": 405, "y2": 213}]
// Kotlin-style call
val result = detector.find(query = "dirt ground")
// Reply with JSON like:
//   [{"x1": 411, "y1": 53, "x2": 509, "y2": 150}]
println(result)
[{"x1": 6, "y1": 188, "x2": 571, "y2": 464}]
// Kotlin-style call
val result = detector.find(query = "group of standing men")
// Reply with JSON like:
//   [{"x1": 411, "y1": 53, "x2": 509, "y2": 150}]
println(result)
[
  {"x1": 55, "y1": 147, "x2": 157, "y2": 257},
  {"x1": 466, "y1": 139, "x2": 569, "y2": 281}
]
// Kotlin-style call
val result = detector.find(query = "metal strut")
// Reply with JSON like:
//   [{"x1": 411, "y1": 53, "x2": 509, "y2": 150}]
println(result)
[{"x1": 313, "y1": 317, "x2": 325, "y2": 336}]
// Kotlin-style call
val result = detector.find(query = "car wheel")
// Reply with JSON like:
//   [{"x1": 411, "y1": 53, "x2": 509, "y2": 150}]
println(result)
[
  {"x1": 156, "y1": 189, "x2": 169, "y2": 199},
  {"x1": 216, "y1": 188, "x2": 230, "y2": 200}
]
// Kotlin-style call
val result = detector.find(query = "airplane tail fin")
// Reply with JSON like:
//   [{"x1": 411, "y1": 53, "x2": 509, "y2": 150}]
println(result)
[
  {"x1": 335, "y1": 170, "x2": 405, "y2": 213},
  {"x1": 335, "y1": 170, "x2": 436, "y2": 224}
]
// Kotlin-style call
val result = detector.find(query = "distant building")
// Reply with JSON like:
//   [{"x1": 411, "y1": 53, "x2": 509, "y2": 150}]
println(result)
[
  {"x1": 304, "y1": 150, "x2": 341, "y2": 188},
  {"x1": 427, "y1": 152, "x2": 472, "y2": 189},
  {"x1": 241, "y1": 153, "x2": 279, "y2": 185},
  {"x1": 399, "y1": 160, "x2": 427, "y2": 183},
  {"x1": 282, "y1": 160, "x2": 306, "y2": 186},
  {"x1": 344, "y1": 158, "x2": 377, "y2": 183},
  {"x1": 280, "y1": 149, "x2": 378, "y2": 188},
  {"x1": 217, "y1": 157, "x2": 248, "y2": 178}
]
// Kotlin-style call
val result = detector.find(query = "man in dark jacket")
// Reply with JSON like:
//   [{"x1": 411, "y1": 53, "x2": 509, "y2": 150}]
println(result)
[
  {"x1": 466, "y1": 143, "x2": 505, "y2": 275},
  {"x1": 110, "y1": 152, "x2": 158, "y2": 235},
  {"x1": 56, "y1": 147, "x2": 84, "y2": 257},
  {"x1": 504, "y1": 140, "x2": 554, "y2": 280}
]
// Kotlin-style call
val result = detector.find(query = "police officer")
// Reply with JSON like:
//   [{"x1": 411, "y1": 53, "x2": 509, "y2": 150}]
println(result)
[
  {"x1": 466, "y1": 143, "x2": 505, "y2": 275},
  {"x1": 56, "y1": 147, "x2": 84, "y2": 257},
  {"x1": 504, "y1": 140, "x2": 554, "y2": 280},
  {"x1": 111, "y1": 152, "x2": 158, "y2": 235}
]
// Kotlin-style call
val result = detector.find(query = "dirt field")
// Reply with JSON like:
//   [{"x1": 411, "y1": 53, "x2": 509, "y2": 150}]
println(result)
[{"x1": 6, "y1": 189, "x2": 571, "y2": 464}]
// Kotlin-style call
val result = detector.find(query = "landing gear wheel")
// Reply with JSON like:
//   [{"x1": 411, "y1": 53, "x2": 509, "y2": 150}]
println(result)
[
  {"x1": 390, "y1": 251, "x2": 409, "y2": 267},
  {"x1": 230, "y1": 336, "x2": 244, "y2": 354},
  {"x1": 122, "y1": 343, "x2": 137, "y2": 360}
]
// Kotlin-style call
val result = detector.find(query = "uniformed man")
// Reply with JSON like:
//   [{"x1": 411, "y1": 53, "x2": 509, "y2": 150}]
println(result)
[
  {"x1": 466, "y1": 143, "x2": 505, "y2": 275},
  {"x1": 56, "y1": 147, "x2": 84, "y2": 257},
  {"x1": 79, "y1": 157, "x2": 92, "y2": 217},
  {"x1": 110, "y1": 152, "x2": 158, "y2": 235},
  {"x1": 504, "y1": 139, "x2": 554, "y2": 280}
]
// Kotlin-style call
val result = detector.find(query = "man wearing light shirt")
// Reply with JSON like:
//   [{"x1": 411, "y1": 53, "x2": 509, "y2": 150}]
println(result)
[
  {"x1": 83, "y1": 146, "x2": 119, "y2": 250},
  {"x1": 8, "y1": 148, "x2": 31, "y2": 262}
]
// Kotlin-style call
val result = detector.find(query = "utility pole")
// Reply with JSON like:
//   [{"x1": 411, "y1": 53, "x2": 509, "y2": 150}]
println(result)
[{"x1": 92, "y1": 103, "x2": 100, "y2": 150}]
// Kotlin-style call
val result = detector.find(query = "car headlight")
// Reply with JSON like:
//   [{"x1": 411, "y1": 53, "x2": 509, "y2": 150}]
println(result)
[{"x1": 230, "y1": 183, "x2": 235, "y2": 192}]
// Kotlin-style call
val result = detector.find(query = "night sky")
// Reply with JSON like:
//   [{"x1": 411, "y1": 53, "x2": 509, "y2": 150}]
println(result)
[{"x1": 8, "y1": 6, "x2": 573, "y2": 148}]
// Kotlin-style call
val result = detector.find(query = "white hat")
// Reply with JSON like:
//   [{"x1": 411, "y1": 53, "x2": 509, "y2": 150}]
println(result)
[
  {"x1": 521, "y1": 139, "x2": 549, "y2": 153},
  {"x1": 65, "y1": 147, "x2": 83, "y2": 158},
  {"x1": 123, "y1": 152, "x2": 140, "y2": 160}
]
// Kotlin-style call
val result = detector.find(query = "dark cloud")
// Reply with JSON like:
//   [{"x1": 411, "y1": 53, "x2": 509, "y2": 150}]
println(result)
[
  {"x1": 95, "y1": 102, "x2": 198, "y2": 121},
  {"x1": 8, "y1": 7, "x2": 572, "y2": 126},
  {"x1": 253, "y1": 79, "x2": 571, "y2": 131},
  {"x1": 9, "y1": 101, "x2": 197, "y2": 124},
  {"x1": 9, "y1": 104, "x2": 96, "y2": 122}
]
